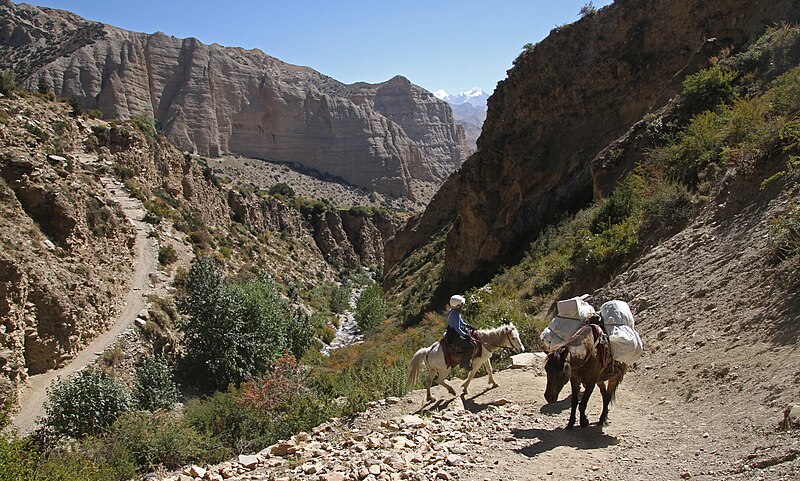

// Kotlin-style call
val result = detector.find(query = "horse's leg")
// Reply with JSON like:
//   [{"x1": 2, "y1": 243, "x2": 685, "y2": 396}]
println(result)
[
  {"x1": 567, "y1": 379, "x2": 580, "y2": 429},
  {"x1": 597, "y1": 381, "x2": 610, "y2": 426},
  {"x1": 437, "y1": 368, "x2": 457, "y2": 397},
  {"x1": 579, "y1": 381, "x2": 595, "y2": 428},
  {"x1": 426, "y1": 368, "x2": 435, "y2": 401},
  {"x1": 485, "y1": 357, "x2": 498, "y2": 388},
  {"x1": 461, "y1": 352, "x2": 488, "y2": 394},
  {"x1": 599, "y1": 371, "x2": 623, "y2": 425}
]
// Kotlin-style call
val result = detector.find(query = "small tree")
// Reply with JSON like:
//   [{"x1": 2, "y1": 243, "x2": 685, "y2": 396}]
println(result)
[
  {"x1": 36, "y1": 78, "x2": 49, "y2": 95},
  {"x1": 0, "y1": 70, "x2": 16, "y2": 96},
  {"x1": 133, "y1": 358, "x2": 179, "y2": 411},
  {"x1": 354, "y1": 285, "x2": 386, "y2": 332},
  {"x1": 329, "y1": 284, "x2": 351, "y2": 314},
  {"x1": 579, "y1": 1, "x2": 596, "y2": 17},
  {"x1": 41, "y1": 368, "x2": 131, "y2": 440}
]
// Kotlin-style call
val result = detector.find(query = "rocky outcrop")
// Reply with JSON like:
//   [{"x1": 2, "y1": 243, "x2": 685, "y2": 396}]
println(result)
[
  {"x1": 0, "y1": 97, "x2": 136, "y2": 390},
  {"x1": 0, "y1": 2, "x2": 469, "y2": 202},
  {"x1": 386, "y1": 0, "x2": 800, "y2": 292}
]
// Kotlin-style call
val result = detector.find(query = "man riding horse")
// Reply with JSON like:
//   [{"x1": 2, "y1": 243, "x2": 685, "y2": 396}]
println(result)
[{"x1": 445, "y1": 295, "x2": 477, "y2": 369}]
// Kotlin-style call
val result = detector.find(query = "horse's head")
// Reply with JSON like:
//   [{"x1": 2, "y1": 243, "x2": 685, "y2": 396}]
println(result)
[
  {"x1": 506, "y1": 325, "x2": 525, "y2": 353},
  {"x1": 544, "y1": 346, "x2": 570, "y2": 404}
]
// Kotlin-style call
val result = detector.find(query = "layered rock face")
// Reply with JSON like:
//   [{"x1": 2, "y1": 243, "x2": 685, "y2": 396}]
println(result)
[
  {"x1": 0, "y1": 2, "x2": 469, "y2": 202},
  {"x1": 386, "y1": 0, "x2": 800, "y2": 291}
]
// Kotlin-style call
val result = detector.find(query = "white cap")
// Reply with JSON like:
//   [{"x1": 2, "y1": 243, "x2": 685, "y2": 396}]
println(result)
[{"x1": 449, "y1": 295, "x2": 466, "y2": 308}]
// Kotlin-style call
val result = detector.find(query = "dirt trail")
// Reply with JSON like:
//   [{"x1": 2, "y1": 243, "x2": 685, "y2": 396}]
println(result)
[
  {"x1": 11, "y1": 159, "x2": 159, "y2": 435},
  {"x1": 338, "y1": 366, "x2": 797, "y2": 481}
]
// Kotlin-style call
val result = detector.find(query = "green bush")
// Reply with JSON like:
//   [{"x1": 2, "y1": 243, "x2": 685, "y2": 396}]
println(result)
[
  {"x1": 679, "y1": 64, "x2": 738, "y2": 117},
  {"x1": 132, "y1": 358, "x2": 179, "y2": 411},
  {"x1": 268, "y1": 182, "x2": 295, "y2": 198},
  {"x1": 98, "y1": 411, "x2": 225, "y2": 472},
  {"x1": 354, "y1": 285, "x2": 386, "y2": 332},
  {"x1": 0, "y1": 70, "x2": 16, "y2": 96},
  {"x1": 330, "y1": 285, "x2": 351, "y2": 314},
  {"x1": 41, "y1": 368, "x2": 131, "y2": 441},
  {"x1": 768, "y1": 202, "x2": 800, "y2": 261},
  {"x1": 178, "y1": 258, "x2": 313, "y2": 390},
  {"x1": 158, "y1": 245, "x2": 178, "y2": 266},
  {"x1": 131, "y1": 113, "x2": 157, "y2": 139},
  {"x1": 0, "y1": 432, "x2": 37, "y2": 481}
]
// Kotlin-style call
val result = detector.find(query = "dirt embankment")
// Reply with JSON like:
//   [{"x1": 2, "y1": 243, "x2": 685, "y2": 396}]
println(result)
[{"x1": 11, "y1": 155, "x2": 161, "y2": 435}]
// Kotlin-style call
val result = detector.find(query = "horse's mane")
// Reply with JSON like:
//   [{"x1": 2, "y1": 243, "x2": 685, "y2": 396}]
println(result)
[{"x1": 479, "y1": 324, "x2": 516, "y2": 347}]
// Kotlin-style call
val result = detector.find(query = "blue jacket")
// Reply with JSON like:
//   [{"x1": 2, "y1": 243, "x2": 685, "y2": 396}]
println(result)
[{"x1": 447, "y1": 308, "x2": 473, "y2": 337}]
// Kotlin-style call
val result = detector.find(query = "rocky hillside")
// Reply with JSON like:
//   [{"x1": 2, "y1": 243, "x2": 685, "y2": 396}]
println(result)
[
  {"x1": 0, "y1": 1, "x2": 469, "y2": 203},
  {"x1": 0, "y1": 88, "x2": 404, "y2": 409},
  {"x1": 0, "y1": 93, "x2": 136, "y2": 406},
  {"x1": 385, "y1": 0, "x2": 800, "y2": 293}
]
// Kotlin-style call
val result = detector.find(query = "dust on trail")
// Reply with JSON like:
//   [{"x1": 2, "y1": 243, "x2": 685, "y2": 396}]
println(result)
[
  {"x1": 11, "y1": 156, "x2": 160, "y2": 435},
  {"x1": 352, "y1": 367, "x2": 798, "y2": 481}
]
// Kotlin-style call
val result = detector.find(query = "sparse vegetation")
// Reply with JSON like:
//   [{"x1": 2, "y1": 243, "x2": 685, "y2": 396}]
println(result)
[{"x1": 354, "y1": 284, "x2": 386, "y2": 332}]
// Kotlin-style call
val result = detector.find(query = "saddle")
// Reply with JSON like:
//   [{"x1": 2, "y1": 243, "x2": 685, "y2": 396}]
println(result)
[{"x1": 441, "y1": 330, "x2": 483, "y2": 369}]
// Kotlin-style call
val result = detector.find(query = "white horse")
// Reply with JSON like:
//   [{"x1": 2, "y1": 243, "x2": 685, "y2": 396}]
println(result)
[{"x1": 407, "y1": 324, "x2": 525, "y2": 401}]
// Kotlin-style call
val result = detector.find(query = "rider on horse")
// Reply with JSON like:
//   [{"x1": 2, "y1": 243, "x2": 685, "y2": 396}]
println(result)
[{"x1": 445, "y1": 295, "x2": 477, "y2": 369}]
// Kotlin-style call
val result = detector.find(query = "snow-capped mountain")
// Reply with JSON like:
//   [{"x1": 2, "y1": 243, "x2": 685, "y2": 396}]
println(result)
[
  {"x1": 435, "y1": 88, "x2": 489, "y2": 152},
  {"x1": 434, "y1": 88, "x2": 489, "y2": 108}
]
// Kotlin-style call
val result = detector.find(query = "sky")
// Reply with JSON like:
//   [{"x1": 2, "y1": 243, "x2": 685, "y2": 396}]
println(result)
[{"x1": 26, "y1": 0, "x2": 614, "y2": 96}]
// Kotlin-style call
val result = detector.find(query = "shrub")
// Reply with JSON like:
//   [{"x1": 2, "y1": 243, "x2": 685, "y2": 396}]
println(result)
[
  {"x1": 178, "y1": 258, "x2": 312, "y2": 390},
  {"x1": 238, "y1": 355, "x2": 306, "y2": 411},
  {"x1": 579, "y1": 1, "x2": 596, "y2": 17},
  {"x1": 0, "y1": 432, "x2": 37, "y2": 481},
  {"x1": 158, "y1": 245, "x2": 178, "y2": 266},
  {"x1": 354, "y1": 285, "x2": 386, "y2": 332},
  {"x1": 132, "y1": 113, "x2": 157, "y2": 139},
  {"x1": 41, "y1": 368, "x2": 131, "y2": 441},
  {"x1": 132, "y1": 358, "x2": 179, "y2": 411},
  {"x1": 98, "y1": 411, "x2": 225, "y2": 472},
  {"x1": 269, "y1": 182, "x2": 295, "y2": 198},
  {"x1": 768, "y1": 202, "x2": 800, "y2": 261},
  {"x1": 330, "y1": 285, "x2": 351, "y2": 314},
  {"x1": 679, "y1": 64, "x2": 738, "y2": 117},
  {"x1": 0, "y1": 70, "x2": 15, "y2": 96},
  {"x1": 67, "y1": 97, "x2": 84, "y2": 117}
]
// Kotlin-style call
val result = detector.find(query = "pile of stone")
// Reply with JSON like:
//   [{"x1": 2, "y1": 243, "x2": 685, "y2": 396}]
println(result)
[{"x1": 156, "y1": 398, "x2": 526, "y2": 481}]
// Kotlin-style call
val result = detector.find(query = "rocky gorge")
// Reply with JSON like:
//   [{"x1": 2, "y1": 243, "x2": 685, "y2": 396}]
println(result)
[
  {"x1": 0, "y1": 89, "x2": 401, "y2": 410},
  {"x1": 385, "y1": 0, "x2": 800, "y2": 293}
]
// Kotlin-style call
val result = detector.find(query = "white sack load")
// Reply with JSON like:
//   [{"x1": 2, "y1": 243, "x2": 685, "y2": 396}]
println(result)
[
  {"x1": 556, "y1": 295, "x2": 596, "y2": 320},
  {"x1": 540, "y1": 316, "x2": 586, "y2": 350},
  {"x1": 608, "y1": 325, "x2": 643, "y2": 364},
  {"x1": 600, "y1": 300, "x2": 635, "y2": 328},
  {"x1": 600, "y1": 300, "x2": 642, "y2": 364}
]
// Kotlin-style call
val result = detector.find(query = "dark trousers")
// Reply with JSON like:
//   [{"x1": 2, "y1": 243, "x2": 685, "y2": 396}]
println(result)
[{"x1": 445, "y1": 327, "x2": 475, "y2": 368}]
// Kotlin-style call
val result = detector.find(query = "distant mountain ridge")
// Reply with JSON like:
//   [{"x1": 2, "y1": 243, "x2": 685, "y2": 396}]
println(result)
[
  {"x1": 0, "y1": 1, "x2": 469, "y2": 203},
  {"x1": 434, "y1": 88, "x2": 488, "y2": 151}
]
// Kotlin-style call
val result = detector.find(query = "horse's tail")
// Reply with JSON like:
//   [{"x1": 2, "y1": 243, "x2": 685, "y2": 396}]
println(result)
[
  {"x1": 407, "y1": 347, "x2": 430, "y2": 391},
  {"x1": 608, "y1": 362, "x2": 628, "y2": 405}
]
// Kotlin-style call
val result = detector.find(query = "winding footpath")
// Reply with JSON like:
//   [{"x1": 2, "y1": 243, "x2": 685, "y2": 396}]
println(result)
[{"x1": 11, "y1": 155, "x2": 159, "y2": 435}]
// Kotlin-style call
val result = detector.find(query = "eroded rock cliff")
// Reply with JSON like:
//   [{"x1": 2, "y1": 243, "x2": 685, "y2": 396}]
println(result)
[
  {"x1": 0, "y1": 2, "x2": 469, "y2": 202},
  {"x1": 385, "y1": 0, "x2": 800, "y2": 293}
]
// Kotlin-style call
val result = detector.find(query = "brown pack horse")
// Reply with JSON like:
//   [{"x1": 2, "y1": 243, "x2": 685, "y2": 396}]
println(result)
[{"x1": 544, "y1": 323, "x2": 627, "y2": 428}]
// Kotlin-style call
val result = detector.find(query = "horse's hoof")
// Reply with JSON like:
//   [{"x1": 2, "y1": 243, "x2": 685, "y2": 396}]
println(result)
[
  {"x1": 566, "y1": 423, "x2": 574, "y2": 430},
  {"x1": 490, "y1": 383, "x2": 499, "y2": 388},
  {"x1": 580, "y1": 418, "x2": 589, "y2": 428}
]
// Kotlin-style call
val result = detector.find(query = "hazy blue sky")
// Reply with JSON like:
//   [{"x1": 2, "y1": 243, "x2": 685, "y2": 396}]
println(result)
[{"x1": 27, "y1": 0, "x2": 614, "y2": 96}]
